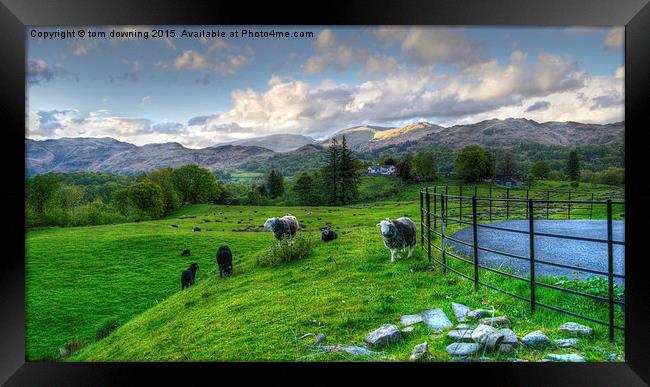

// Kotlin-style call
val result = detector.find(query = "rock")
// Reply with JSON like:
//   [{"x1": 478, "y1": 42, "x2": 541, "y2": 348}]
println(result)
[
  {"x1": 499, "y1": 329, "x2": 519, "y2": 347},
  {"x1": 446, "y1": 342, "x2": 480, "y2": 357},
  {"x1": 452, "y1": 302, "x2": 470, "y2": 322},
  {"x1": 421, "y1": 308, "x2": 453, "y2": 331},
  {"x1": 320, "y1": 345, "x2": 375, "y2": 356},
  {"x1": 498, "y1": 344, "x2": 514, "y2": 355},
  {"x1": 456, "y1": 323, "x2": 471, "y2": 330},
  {"x1": 554, "y1": 338, "x2": 579, "y2": 348},
  {"x1": 478, "y1": 356, "x2": 491, "y2": 362},
  {"x1": 401, "y1": 326, "x2": 414, "y2": 334},
  {"x1": 59, "y1": 347, "x2": 70, "y2": 357},
  {"x1": 508, "y1": 357, "x2": 529, "y2": 362},
  {"x1": 558, "y1": 322, "x2": 593, "y2": 337},
  {"x1": 471, "y1": 324, "x2": 504, "y2": 351},
  {"x1": 521, "y1": 330, "x2": 550, "y2": 349},
  {"x1": 365, "y1": 324, "x2": 402, "y2": 348},
  {"x1": 409, "y1": 342, "x2": 429, "y2": 362},
  {"x1": 466, "y1": 309, "x2": 492, "y2": 320},
  {"x1": 545, "y1": 353, "x2": 587, "y2": 362},
  {"x1": 315, "y1": 333, "x2": 326, "y2": 345},
  {"x1": 607, "y1": 353, "x2": 624, "y2": 361},
  {"x1": 447, "y1": 329, "x2": 474, "y2": 342},
  {"x1": 400, "y1": 314, "x2": 423, "y2": 326},
  {"x1": 479, "y1": 316, "x2": 511, "y2": 327}
]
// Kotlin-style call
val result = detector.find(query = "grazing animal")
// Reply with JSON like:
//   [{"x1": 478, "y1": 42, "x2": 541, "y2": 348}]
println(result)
[
  {"x1": 216, "y1": 245, "x2": 233, "y2": 277},
  {"x1": 181, "y1": 249, "x2": 191, "y2": 257},
  {"x1": 193, "y1": 226, "x2": 201, "y2": 232},
  {"x1": 263, "y1": 214, "x2": 299, "y2": 241},
  {"x1": 377, "y1": 217, "x2": 417, "y2": 262},
  {"x1": 171, "y1": 224, "x2": 178, "y2": 228},
  {"x1": 320, "y1": 225, "x2": 338, "y2": 242},
  {"x1": 181, "y1": 263, "x2": 200, "y2": 289}
]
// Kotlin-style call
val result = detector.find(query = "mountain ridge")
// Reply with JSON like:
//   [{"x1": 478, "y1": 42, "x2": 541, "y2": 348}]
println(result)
[{"x1": 26, "y1": 118, "x2": 624, "y2": 176}]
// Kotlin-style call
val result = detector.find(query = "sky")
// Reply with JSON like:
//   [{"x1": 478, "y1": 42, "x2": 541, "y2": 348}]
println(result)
[{"x1": 26, "y1": 26, "x2": 624, "y2": 148}]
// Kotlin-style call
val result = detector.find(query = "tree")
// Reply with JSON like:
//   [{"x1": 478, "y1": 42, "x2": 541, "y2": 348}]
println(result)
[
  {"x1": 395, "y1": 153, "x2": 415, "y2": 182},
  {"x1": 171, "y1": 165, "x2": 221, "y2": 204},
  {"x1": 338, "y1": 136, "x2": 360, "y2": 205},
  {"x1": 413, "y1": 152, "x2": 437, "y2": 181},
  {"x1": 266, "y1": 169, "x2": 285, "y2": 199},
  {"x1": 453, "y1": 145, "x2": 495, "y2": 182},
  {"x1": 58, "y1": 184, "x2": 86, "y2": 213},
  {"x1": 27, "y1": 174, "x2": 60, "y2": 214},
  {"x1": 496, "y1": 152, "x2": 520, "y2": 177},
  {"x1": 292, "y1": 172, "x2": 321, "y2": 205},
  {"x1": 530, "y1": 161, "x2": 551, "y2": 180},
  {"x1": 125, "y1": 180, "x2": 165, "y2": 219},
  {"x1": 148, "y1": 167, "x2": 181, "y2": 214},
  {"x1": 383, "y1": 157, "x2": 396, "y2": 166},
  {"x1": 566, "y1": 150, "x2": 581, "y2": 181},
  {"x1": 321, "y1": 138, "x2": 341, "y2": 205}
]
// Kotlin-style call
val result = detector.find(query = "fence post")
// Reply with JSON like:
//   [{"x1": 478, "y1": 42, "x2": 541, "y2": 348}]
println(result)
[
  {"x1": 528, "y1": 199, "x2": 536, "y2": 312},
  {"x1": 445, "y1": 185, "x2": 449, "y2": 227},
  {"x1": 568, "y1": 191, "x2": 572, "y2": 220},
  {"x1": 590, "y1": 193, "x2": 594, "y2": 220},
  {"x1": 546, "y1": 191, "x2": 550, "y2": 220},
  {"x1": 607, "y1": 200, "x2": 614, "y2": 342},
  {"x1": 489, "y1": 186, "x2": 492, "y2": 222},
  {"x1": 426, "y1": 190, "x2": 431, "y2": 263},
  {"x1": 526, "y1": 189, "x2": 530, "y2": 219},
  {"x1": 433, "y1": 186, "x2": 437, "y2": 230},
  {"x1": 472, "y1": 197, "x2": 479, "y2": 291},
  {"x1": 441, "y1": 193, "x2": 446, "y2": 275},
  {"x1": 506, "y1": 188, "x2": 510, "y2": 219},
  {"x1": 458, "y1": 185, "x2": 463, "y2": 224},
  {"x1": 420, "y1": 188, "x2": 425, "y2": 249}
]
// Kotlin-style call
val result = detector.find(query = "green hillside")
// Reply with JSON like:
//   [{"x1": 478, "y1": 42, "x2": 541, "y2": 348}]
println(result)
[{"x1": 26, "y1": 182, "x2": 625, "y2": 362}]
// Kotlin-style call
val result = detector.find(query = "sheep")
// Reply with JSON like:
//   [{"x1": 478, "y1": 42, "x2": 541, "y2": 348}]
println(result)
[
  {"x1": 320, "y1": 225, "x2": 338, "y2": 242},
  {"x1": 376, "y1": 217, "x2": 417, "y2": 262},
  {"x1": 181, "y1": 263, "x2": 200, "y2": 289},
  {"x1": 263, "y1": 214, "x2": 299, "y2": 241},
  {"x1": 171, "y1": 224, "x2": 178, "y2": 228},
  {"x1": 193, "y1": 226, "x2": 201, "y2": 232},
  {"x1": 216, "y1": 245, "x2": 233, "y2": 277},
  {"x1": 181, "y1": 249, "x2": 191, "y2": 257}
]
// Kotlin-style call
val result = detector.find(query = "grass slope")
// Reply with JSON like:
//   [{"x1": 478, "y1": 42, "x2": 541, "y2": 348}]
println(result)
[{"x1": 26, "y1": 180, "x2": 625, "y2": 361}]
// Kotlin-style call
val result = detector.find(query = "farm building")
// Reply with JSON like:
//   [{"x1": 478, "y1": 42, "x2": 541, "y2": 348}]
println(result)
[{"x1": 368, "y1": 165, "x2": 396, "y2": 175}]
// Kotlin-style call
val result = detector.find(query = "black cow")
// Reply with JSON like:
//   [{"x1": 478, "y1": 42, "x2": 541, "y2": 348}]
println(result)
[
  {"x1": 216, "y1": 245, "x2": 233, "y2": 277},
  {"x1": 181, "y1": 263, "x2": 199, "y2": 289},
  {"x1": 181, "y1": 249, "x2": 191, "y2": 257}
]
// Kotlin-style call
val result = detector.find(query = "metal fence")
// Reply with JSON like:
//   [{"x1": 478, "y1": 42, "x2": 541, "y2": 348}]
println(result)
[{"x1": 419, "y1": 185, "x2": 625, "y2": 342}]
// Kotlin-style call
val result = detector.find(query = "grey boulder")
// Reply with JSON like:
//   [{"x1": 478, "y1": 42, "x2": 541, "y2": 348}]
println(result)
[
  {"x1": 365, "y1": 324, "x2": 402, "y2": 348},
  {"x1": 558, "y1": 322, "x2": 593, "y2": 337},
  {"x1": 409, "y1": 342, "x2": 429, "y2": 362},
  {"x1": 521, "y1": 330, "x2": 550, "y2": 349},
  {"x1": 452, "y1": 302, "x2": 471, "y2": 322},
  {"x1": 446, "y1": 342, "x2": 480, "y2": 357},
  {"x1": 421, "y1": 308, "x2": 453, "y2": 331},
  {"x1": 545, "y1": 353, "x2": 587, "y2": 362}
]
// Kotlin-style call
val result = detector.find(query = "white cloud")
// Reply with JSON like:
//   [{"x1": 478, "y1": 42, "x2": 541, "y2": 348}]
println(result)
[
  {"x1": 604, "y1": 27, "x2": 623, "y2": 50},
  {"x1": 615, "y1": 66, "x2": 625, "y2": 79},
  {"x1": 303, "y1": 29, "x2": 367, "y2": 74},
  {"x1": 401, "y1": 27, "x2": 484, "y2": 66},
  {"x1": 141, "y1": 96, "x2": 152, "y2": 104},
  {"x1": 174, "y1": 50, "x2": 208, "y2": 70}
]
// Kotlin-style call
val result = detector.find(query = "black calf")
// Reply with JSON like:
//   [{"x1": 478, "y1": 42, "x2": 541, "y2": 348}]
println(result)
[
  {"x1": 181, "y1": 249, "x2": 191, "y2": 257},
  {"x1": 181, "y1": 263, "x2": 199, "y2": 289},
  {"x1": 216, "y1": 245, "x2": 233, "y2": 277}
]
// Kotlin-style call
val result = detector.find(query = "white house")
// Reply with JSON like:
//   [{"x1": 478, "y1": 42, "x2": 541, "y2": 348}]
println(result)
[{"x1": 368, "y1": 165, "x2": 396, "y2": 175}]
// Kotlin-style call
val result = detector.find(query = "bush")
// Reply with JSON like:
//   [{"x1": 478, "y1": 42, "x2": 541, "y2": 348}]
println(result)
[
  {"x1": 256, "y1": 235, "x2": 314, "y2": 267},
  {"x1": 95, "y1": 318, "x2": 120, "y2": 340}
]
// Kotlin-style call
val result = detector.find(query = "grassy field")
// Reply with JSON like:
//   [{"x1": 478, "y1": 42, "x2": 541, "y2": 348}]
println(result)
[{"x1": 25, "y1": 180, "x2": 625, "y2": 361}]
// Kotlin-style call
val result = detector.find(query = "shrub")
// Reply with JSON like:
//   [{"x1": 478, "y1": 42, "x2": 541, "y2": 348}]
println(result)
[
  {"x1": 95, "y1": 318, "x2": 120, "y2": 341},
  {"x1": 256, "y1": 235, "x2": 314, "y2": 267},
  {"x1": 554, "y1": 276, "x2": 624, "y2": 301},
  {"x1": 63, "y1": 337, "x2": 84, "y2": 354}
]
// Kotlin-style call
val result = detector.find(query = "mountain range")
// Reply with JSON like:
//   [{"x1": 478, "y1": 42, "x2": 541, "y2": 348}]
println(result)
[{"x1": 26, "y1": 118, "x2": 624, "y2": 176}]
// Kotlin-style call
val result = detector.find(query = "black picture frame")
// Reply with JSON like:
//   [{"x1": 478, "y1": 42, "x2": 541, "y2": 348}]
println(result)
[{"x1": 2, "y1": 0, "x2": 649, "y2": 385}]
